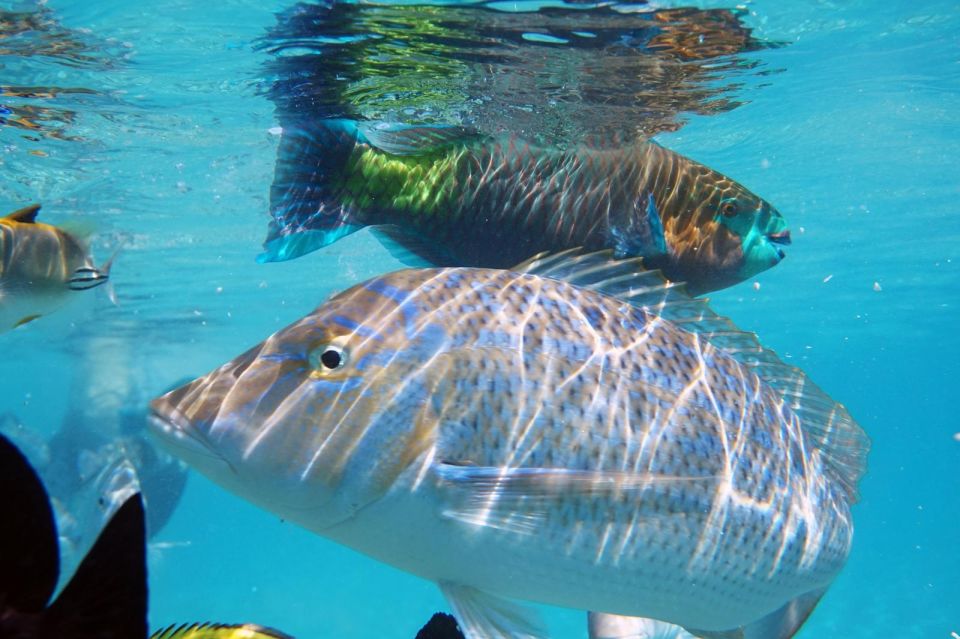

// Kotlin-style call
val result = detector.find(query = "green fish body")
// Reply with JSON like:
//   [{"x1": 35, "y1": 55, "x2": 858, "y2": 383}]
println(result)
[
  {"x1": 150, "y1": 252, "x2": 866, "y2": 639},
  {"x1": 261, "y1": 122, "x2": 790, "y2": 295}
]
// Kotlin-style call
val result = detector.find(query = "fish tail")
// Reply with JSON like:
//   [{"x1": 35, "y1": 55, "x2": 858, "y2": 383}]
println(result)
[
  {"x1": 260, "y1": 119, "x2": 479, "y2": 263},
  {"x1": 100, "y1": 250, "x2": 119, "y2": 305},
  {"x1": 258, "y1": 119, "x2": 368, "y2": 263},
  {"x1": 0, "y1": 431, "x2": 148, "y2": 639}
]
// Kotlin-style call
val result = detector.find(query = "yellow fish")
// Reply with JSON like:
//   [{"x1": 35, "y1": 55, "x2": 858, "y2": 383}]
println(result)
[
  {"x1": 151, "y1": 623, "x2": 293, "y2": 639},
  {"x1": 0, "y1": 203, "x2": 113, "y2": 332}
]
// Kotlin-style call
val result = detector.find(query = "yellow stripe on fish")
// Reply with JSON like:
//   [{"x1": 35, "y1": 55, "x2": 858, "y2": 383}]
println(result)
[{"x1": 151, "y1": 623, "x2": 294, "y2": 639}]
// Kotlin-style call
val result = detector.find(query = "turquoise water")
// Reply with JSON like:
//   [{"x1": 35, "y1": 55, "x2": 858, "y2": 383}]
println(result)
[{"x1": 1, "y1": 0, "x2": 957, "y2": 637}]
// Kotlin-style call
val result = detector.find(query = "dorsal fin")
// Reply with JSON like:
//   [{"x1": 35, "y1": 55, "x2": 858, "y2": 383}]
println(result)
[
  {"x1": 4, "y1": 204, "x2": 41, "y2": 224},
  {"x1": 512, "y1": 249, "x2": 870, "y2": 503}
]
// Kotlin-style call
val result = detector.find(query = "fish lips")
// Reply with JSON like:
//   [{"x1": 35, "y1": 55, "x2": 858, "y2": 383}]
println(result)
[
  {"x1": 147, "y1": 399, "x2": 236, "y2": 476},
  {"x1": 766, "y1": 229, "x2": 791, "y2": 260}
]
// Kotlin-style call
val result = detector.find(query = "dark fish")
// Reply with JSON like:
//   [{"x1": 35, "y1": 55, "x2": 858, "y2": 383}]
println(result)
[{"x1": 0, "y1": 430, "x2": 294, "y2": 639}]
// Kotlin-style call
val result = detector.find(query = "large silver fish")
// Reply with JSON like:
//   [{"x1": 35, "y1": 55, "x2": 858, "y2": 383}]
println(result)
[
  {"x1": 0, "y1": 203, "x2": 112, "y2": 332},
  {"x1": 149, "y1": 252, "x2": 868, "y2": 639}
]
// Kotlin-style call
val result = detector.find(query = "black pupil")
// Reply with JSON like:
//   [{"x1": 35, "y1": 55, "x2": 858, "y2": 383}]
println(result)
[
  {"x1": 320, "y1": 348, "x2": 342, "y2": 369},
  {"x1": 724, "y1": 203, "x2": 736, "y2": 215}
]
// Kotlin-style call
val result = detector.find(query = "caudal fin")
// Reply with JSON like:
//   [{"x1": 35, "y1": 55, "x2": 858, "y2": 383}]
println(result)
[{"x1": 258, "y1": 119, "x2": 367, "y2": 263}]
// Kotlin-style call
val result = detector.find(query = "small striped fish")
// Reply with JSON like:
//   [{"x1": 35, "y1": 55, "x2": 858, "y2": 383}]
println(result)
[
  {"x1": 0, "y1": 204, "x2": 112, "y2": 331},
  {"x1": 150, "y1": 251, "x2": 866, "y2": 639}
]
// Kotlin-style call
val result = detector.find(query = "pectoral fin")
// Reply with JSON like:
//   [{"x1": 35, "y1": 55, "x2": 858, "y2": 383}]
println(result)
[
  {"x1": 438, "y1": 582, "x2": 546, "y2": 639},
  {"x1": 683, "y1": 588, "x2": 826, "y2": 639},
  {"x1": 14, "y1": 314, "x2": 42, "y2": 328},
  {"x1": 609, "y1": 192, "x2": 668, "y2": 259},
  {"x1": 434, "y1": 462, "x2": 717, "y2": 535}
]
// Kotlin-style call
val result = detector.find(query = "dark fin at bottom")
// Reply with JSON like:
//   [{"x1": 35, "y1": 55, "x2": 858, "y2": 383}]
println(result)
[
  {"x1": 415, "y1": 613, "x2": 465, "y2": 639},
  {"x1": 0, "y1": 431, "x2": 60, "y2": 614},
  {"x1": 41, "y1": 494, "x2": 148, "y2": 639}
]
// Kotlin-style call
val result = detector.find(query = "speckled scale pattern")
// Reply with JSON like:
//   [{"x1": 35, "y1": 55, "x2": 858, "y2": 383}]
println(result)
[
  {"x1": 351, "y1": 267, "x2": 854, "y2": 610},
  {"x1": 154, "y1": 264, "x2": 855, "y2": 629}
]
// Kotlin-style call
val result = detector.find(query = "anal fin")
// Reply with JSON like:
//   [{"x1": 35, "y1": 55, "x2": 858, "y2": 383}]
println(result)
[
  {"x1": 683, "y1": 588, "x2": 826, "y2": 639},
  {"x1": 438, "y1": 582, "x2": 547, "y2": 639},
  {"x1": 589, "y1": 612, "x2": 697, "y2": 639}
]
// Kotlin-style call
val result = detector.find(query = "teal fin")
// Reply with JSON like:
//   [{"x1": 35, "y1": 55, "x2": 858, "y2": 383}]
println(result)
[
  {"x1": 683, "y1": 588, "x2": 826, "y2": 639},
  {"x1": 609, "y1": 192, "x2": 668, "y2": 259},
  {"x1": 434, "y1": 462, "x2": 717, "y2": 535},
  {"x1": 260, "y1": 119, "x2": 366, "y2": 263},
  {"x1": 4, "y1": 203, "x2": 41, "y2": 223},
  {"x1": 438, "y1": 582, "x2": 547, "y2": 639},
  {"x1": 370, "y1": 224, "x2": 456, "y2": 268},
  {"x1": 358, "y1": 122, "x2": 483, "y2": 156},
  {"x1": 511, "y1": 249, "x2": 869, "y2": 503},
  {"x1": 588, "y1": 612, "x2": 696, "y2": 639}
]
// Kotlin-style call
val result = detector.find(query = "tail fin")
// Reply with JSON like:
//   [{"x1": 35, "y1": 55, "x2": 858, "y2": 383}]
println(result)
[
  {"x1": 258, "y1": 119, "x2": 367, "y2": 263},
  {"x1": 0, "y1": 431, "x2": 60, "y2": 616}
]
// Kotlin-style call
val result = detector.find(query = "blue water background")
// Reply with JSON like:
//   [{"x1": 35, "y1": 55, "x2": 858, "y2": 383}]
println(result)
[{"x1": 0, "y1": 0, "x2": 957, "y2": 637}]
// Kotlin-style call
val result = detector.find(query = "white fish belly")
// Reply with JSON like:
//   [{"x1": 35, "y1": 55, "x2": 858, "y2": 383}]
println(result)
[{"x1": 317, "y1": 464, "x2": 848, "y2": 632}]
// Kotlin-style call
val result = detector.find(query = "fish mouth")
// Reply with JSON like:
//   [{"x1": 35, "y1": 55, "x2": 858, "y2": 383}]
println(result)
[
  {"x1": 766, "y1": 230, "x2": 791, "y2": 260},
  {"x1": 766, "y1": 230, "x2": 792, "y2": 246},
  {"x1": 148, "y1": 400, "x2": 233, "y2": 471}
]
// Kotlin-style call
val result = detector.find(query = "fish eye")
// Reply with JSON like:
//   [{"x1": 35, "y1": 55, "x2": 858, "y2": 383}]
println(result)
[
  {"x1": 720, "y1": 200, "x2": 739, "y2": 217},
  {"x1": 310, "y1": 344, "x2": 348, "y2": 372}
]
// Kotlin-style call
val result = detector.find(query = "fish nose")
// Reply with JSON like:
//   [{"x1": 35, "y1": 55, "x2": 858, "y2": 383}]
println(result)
[
  {"x1": 149, "y1": 373, "x2": 223, "y2": 433},
  {"x1": 767, "y1": 230, "x2": 791, "y2": 245}
]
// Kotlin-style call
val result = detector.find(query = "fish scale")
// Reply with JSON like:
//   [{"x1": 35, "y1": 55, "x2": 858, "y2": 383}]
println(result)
[{"x1": 151, "y1": 254, "x2": 866, "y2": 638}]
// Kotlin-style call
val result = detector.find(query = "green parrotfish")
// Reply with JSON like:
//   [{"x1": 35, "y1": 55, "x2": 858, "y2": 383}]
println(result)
[
  {"x1": 260, "y1": 122, "x2": 790, "y2": 295},
  {"x1": 150, "y1": 251, "x2": 867, "y2": 639}
]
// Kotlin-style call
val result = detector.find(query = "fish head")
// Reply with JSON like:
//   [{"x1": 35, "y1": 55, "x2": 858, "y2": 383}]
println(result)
[
  {"x1": 148, "y1": 271, "x2": 447, "y2": 530},
  {"x1": 659, "y1": 163, "x2": 790, "y2": 293},
  {"x1": 712, "y1": 186, "x2": 791, "y2": 283}
]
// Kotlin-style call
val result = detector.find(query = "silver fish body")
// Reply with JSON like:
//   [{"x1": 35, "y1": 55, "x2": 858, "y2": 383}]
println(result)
[{"x1": 150, "y1": 257, "x2": 866, "y2": 638}]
